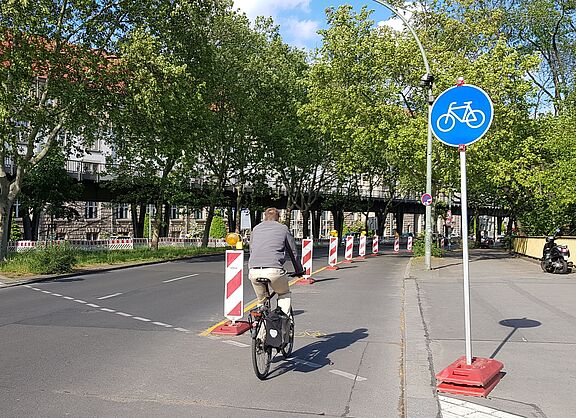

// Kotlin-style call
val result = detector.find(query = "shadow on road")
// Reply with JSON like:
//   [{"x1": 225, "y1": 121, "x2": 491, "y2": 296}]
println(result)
[
  {"x1": 490, "y1": 317, "x2": 541, "y2": 358},
  {"x1": 310, "y1": 277, "x2": 339, "y2": 283},
  {"x1": 267, "y1": 328, "x2": 369, "y2": 378}
]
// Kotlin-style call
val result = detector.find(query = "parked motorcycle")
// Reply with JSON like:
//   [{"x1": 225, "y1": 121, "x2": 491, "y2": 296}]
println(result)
[{"x1": 541, "y1": 228, "x2": 573, "y2": 274}]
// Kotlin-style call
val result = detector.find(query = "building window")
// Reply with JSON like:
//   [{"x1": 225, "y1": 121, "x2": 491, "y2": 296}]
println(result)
[
  {"x1": 115, "y1": 204, "x2": 129, "y2": 219},
  {"x1": 85, "y1": 202, "x2": 98, "y2": 219},
  {"x1": 194, "y1": 209, "x2": 203, "y2": 220},
  {"x1": 13, "y1": 200, "x2": 21, "y2": 219},
  {"x1": 170, "y1": 205, "x2": 179, "y2": 219},
  {"x1": 86, "y1": 232, "x2": 99, "y2": 241}
]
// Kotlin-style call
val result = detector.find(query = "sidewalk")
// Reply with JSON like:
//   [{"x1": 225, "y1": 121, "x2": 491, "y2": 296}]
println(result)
[{"x1": 406, "y1": 249, "x2": 575, "y2": 418}]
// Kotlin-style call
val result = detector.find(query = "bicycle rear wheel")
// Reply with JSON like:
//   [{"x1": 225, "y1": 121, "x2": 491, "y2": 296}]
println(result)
[
  {"x1": 252, "y1": 320, "x2": 271, "y2": 379},
  {"x1": 281, "y1": 309, "x2": 295, "y2": 359}
]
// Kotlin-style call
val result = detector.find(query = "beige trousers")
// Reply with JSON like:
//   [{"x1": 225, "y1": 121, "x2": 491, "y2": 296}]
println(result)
[{"x1": 248, "y1": 267, "x2": 291, "y2": 315}]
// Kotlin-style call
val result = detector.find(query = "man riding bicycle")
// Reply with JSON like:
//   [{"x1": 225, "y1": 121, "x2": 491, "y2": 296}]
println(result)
[{"x1": 248, "y1": 207, "x2": 304, "y2": 316}]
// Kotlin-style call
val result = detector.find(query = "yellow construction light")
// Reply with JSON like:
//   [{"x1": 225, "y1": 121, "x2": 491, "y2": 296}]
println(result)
[
  {"x1": 225, "y1": 233, "x2": 240, "y2": 247},
  {"x1": 330, "y1": 230, "x2": 338, "y2": 237}
]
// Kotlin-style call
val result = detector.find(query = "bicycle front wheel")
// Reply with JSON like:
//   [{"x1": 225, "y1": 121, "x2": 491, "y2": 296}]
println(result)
[
  {"x1": 252, "y1": 321, "x2": 272, "y2": 380},
  {"x1": 281, "y1": 309, "x2": 295, "y2": 358}
]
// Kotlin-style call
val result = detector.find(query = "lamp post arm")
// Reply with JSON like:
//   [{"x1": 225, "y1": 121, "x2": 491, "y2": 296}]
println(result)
[{"x1": 371, "y1": 0, "x2": 430, "y2": 75}]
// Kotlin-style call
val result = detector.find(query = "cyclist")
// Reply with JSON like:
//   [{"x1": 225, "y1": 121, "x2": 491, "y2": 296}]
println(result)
[{"x1": 248, "y1": 207, "x2": 304, "y2": 316}]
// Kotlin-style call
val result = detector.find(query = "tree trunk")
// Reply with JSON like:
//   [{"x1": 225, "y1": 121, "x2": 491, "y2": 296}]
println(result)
[
  {"x1": 284, "y1": 206, "x2": 292, "y2": 228},
  {"x1": 250, "y1": 209, "x2": 261, "y2": 229},
  {"x1": 202, "y1": 205, "x2": 215, "y2": 247},
  {"x1": 23, "y1": 210, "x2": 33, "y2": 240},
  {"x1": 302, "y1": 209, "x2": 310, "y2": 239},
  {"x1": 150, "y1": 202, "x2": 163, "y2": 250},
  {"x1": 0, "y1": 199, "x2": 13, "y2": 260},
  {"x1": 227, "y1": 206, "x2": 236, "y2": 233},
  {"x1": 131, "y1": 203, "x2": 147, "y2": 238},
  {"x1": 161, "y1": 203, "x2": 170, "y2": 237},
  {"x1": 330, "y1": 208, "x2": 344, "y2": 245},
  {"x1": 312, "y1": 209, "x2": 321, "y2": 239},
  {"x1": 235, "y1": 186, "x2": 243, "y2": 234},
  {"x1": 376, "y1": 209, "x2": 386, "y2": 236}
]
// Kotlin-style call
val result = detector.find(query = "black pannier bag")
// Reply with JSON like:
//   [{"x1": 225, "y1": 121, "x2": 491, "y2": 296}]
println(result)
[{"x1": 265, "y1": 308, "x2": 289, "y2": 348}]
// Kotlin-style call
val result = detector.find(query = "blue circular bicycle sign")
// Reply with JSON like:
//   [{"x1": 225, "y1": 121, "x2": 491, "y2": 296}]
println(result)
[{"x1": 431, "y1": 84, "x2": 493, "y2": 147}]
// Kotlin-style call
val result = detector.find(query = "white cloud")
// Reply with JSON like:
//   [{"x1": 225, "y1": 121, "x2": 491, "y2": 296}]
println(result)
[
  {"x1": 284, "y1": 18, "x2": 320, "y2": 41},
  {"x1": 233, "y1": 0, "x2": 311, "y2": 20},
  {"x1": 377, "y1": 2, "x2": 420, "y2": 32}
]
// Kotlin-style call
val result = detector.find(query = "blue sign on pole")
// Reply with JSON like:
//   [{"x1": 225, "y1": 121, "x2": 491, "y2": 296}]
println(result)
[{"x1": 430, "y1": 85, "x2": 493, "y2": 147}]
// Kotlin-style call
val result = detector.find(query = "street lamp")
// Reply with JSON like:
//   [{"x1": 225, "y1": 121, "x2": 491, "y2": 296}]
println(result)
[{"x1": 371, "y1": 0, "x2": 434, "y2": 269}]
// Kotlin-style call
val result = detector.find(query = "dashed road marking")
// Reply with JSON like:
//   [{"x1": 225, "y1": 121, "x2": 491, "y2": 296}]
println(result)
[
  {"x1": 24, "y1": 285, "x2": 189, "y2": 334},
  {"x1": 290, "y1": 359, "x2": 323, "y2": 369},
  {"x1": 329, "y1": 369, "x2": 367, "y2": 382},
  {"x1": 223, "y1": 340, "x2": 250, "y2": 348},
  {"x1": 97, "y1": 292, "x2": 123, "y2": 300},
  {"x1": 163, "y1": 273, "x2": 199, "y2": 283}
]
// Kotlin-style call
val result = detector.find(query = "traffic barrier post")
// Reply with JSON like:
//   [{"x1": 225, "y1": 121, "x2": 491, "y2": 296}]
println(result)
[
  {"x1": 296, "y1": 238, "x2": 315, "y2": 285},
  {"x1": 211, "y1": 250, "x2": 250, "y2": 335},
  {"x1": 326, "y1": 236, "x2": 339, "y2": 270}
]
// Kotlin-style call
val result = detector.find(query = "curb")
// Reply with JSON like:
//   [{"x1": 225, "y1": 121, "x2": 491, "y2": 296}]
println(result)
[{"x1": 0, "y1": 251, "x2": 227, "y2": 290}]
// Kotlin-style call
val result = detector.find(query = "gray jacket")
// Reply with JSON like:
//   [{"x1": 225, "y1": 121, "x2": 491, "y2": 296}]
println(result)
[{"x1": 248, "y1": 221, "x2": 304, "y2": 272}]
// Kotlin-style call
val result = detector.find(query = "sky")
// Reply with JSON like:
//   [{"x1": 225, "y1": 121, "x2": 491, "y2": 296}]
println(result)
[{"x1": 232, "y1": 0, "x2": 408, "y2": 51}]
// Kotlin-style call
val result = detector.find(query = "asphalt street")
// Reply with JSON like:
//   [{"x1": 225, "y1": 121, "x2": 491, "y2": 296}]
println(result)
[{"x1": 0, "y1": 247, "x2": 411, "y2": 417}]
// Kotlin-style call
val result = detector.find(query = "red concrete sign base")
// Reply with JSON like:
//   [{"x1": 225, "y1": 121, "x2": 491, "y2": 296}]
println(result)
[
  {"x1": 295, "y1": 277, "x2": 315, "y2": 285},
  {"x1": 211, "y1": 321, "x2": 251, "y2": 336},
  {"x1": 326, "y1": 265, "x2": 339, "y2": 270},
  {"x1": 436, "y1": 356, "x2": 504, "y2": 397}
]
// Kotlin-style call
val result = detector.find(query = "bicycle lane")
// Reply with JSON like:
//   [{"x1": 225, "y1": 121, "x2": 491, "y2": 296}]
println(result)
[{"x1": 201, "y1": 252, "x2": 412, "y2": 417}]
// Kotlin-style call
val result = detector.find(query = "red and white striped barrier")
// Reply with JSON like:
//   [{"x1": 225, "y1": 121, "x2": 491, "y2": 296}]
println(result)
[
  {"x1": 407, "y1": 236, "x2": 413, "y2": 252},
  {"x1": 297, "y1": 238, "x2": 315, "y2": 285},
  {"x1": 343, "y1": 235, "x2": 354, "y2": 263},
  {"x1": 326, "y1": 236, "x2": 339, "y2": 270},
  {"x1": 16, "y1": 240, "x2": 36, "y2": 252},
  {"x1": 394, "y1": 237, "x2": 400, "y2": 253},
  {"x1": 212, "y1": 250, "x2": 250, "y2": 335},
  {"x1": 358, "y1": 235, "x2": 366, "y2": 259},
  {"x1": 372, "y1": 235, "x2": 379, "y2": 256},
  {"x1": 108, "y1": 239, "x2": 134, "y2": 251}
]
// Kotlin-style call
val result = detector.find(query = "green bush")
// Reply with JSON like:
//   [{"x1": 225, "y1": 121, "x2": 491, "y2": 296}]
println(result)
[
  {"x1": 30, "y1": 244, "x2": 77, "y2": 274},
  {"x1": 209, "y1": 216, "x2": 226, "y2": 239},
  {"x1": 412, "y1": 238, "x2": 443, "y2": 258}
]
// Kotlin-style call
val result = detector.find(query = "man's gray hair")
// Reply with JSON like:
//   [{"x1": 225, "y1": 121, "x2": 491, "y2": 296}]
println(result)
[{"x1": 264, "y1": 207, "x2": 280, "y2": 221}]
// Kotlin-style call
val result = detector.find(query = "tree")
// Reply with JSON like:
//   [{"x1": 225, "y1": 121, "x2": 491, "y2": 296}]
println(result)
[
  {"x1": 0, "y1": 1, "x2": 142, "y2": 258},
  {"x1": 18, "y1": 148, "x2": 82, "y2": 240}
]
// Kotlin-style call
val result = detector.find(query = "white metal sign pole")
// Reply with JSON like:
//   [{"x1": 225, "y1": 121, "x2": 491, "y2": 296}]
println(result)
[{"x1": 459, "y1": 144, "x2": 473, "y2": 365}]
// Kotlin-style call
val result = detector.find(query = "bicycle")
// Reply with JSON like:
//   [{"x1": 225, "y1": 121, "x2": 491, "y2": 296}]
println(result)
[{"x1": 247, "y1": 277, "x2": 295, "y2": 380}]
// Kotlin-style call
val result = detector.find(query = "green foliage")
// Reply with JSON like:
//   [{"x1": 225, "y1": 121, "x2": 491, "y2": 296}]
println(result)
[
  {"x1": 412, "y1": 238, "x2": 443, "y2": 258},
  {"x1": 209, "y1": 216, "x2": 226, "y2": 239},
  {"x1": 4, "y1": 244, "x2": 77, "y2": 275},
  {"x1": 10, "y1": 223, "x2": 21, "y2": 241}
]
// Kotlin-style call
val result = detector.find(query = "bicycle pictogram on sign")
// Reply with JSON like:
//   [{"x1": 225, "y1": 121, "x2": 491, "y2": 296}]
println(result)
[{"x1": 436, "y1": 101, "x2": 486, "y2": 132}]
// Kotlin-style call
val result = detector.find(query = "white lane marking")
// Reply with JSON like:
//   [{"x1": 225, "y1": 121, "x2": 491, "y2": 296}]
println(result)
[
  {"x1": 174, "y1": 327, "x2": 190, "y2": 333},
  {"x1": 25, "y1": 286, "x2": 186, "y2": 334},
  {"x1": 291, "y1": 359, "x2": 323, "y2": 369},
  {"x1": 223, "y1": 340, "x2": 250, "y2": 348},
  {"x1": 330, "y1": 370, "x2": 367, "y2": 382},
  {"x1": 97, "y1": 292, "x2": 123, "y2": 300},
  {"x1": 163, "y1": 273, "x2": 199, "y2": 283},
  {"x1": 439, "y1": 395, "x2": 524, "y2": 417}
]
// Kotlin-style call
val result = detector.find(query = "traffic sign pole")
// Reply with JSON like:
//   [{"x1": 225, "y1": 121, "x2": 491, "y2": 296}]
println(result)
[
  {"x1": 432, "y1": 81, "x2": 504, "y2": 397},
  {"x1": 459, "y1": 145, "x2": 472, "y2": 365}
]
